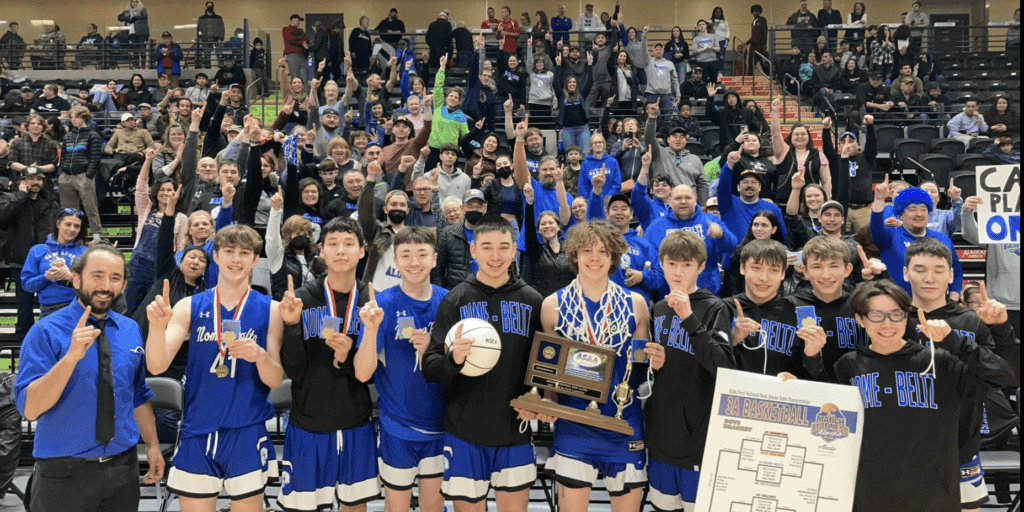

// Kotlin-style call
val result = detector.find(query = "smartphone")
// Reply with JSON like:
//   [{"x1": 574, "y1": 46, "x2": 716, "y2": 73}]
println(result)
[
  {"x1": 625, "y1": 131, "x2": 635, "y2": 139},
  {"x1": 740, "y1": 125, "x2": 749, "y2": 134}
]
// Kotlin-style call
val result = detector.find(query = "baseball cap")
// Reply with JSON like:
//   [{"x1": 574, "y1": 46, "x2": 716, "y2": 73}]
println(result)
[
  {"x1": 820, "y1": 200, "x2": 845, "y2": 216},
  {"x1": 668, "y1": 126, "x2": 689, "y2": 136},
  {"x1": 121, "y1": 112, "x2": 136, "y2": 122},
  {"x1": 227, "y1": 125, "x2": 243, "y2": 133},
  {"x1": 463, "y1": 189, "x2": 486, "y2": 203},
  {"x1": 138, "y1": 103, "x2": 152, "y2": 109},
  {"x1": 20, "y1": 85, "x2": 33, "y2": 92},
  {"x1": 585, "y1": 3, "x2": 594, "y2": 8},
  {"x1": 839, "y1": 131, "x2": 858, "y2": 141},
  {"x1": 608, "y1": 193, "x2": 631, "y2": 209},
  {"x1": 739, "y1": 168, "x2": 760, "y2": 179},
  {"x1": 23, "y1": 166, "x2": 44, "y2": 176},
  {"x1": 869, "y1": 70, "x2": 884, "y2": 79},
  {"x1": 706, "y1": 197, "x2": 719, "y2": 208},
  {"x1": 161, "y1": 31, "x2": 172, "y2": 38},
  {"x1": 439, "y1": 10, "x2": 449, "y2": 17},
  {"x1": 321, "y1": 108, "x2": 340, "y2": 117},
  {"x1": 290, "y1": 14, "x2": 304, "y2": 21}
]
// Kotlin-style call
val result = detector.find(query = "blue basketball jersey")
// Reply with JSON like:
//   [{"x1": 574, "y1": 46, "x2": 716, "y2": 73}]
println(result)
[
  {"x1": 368, "y1": 285, "x2": 449, "y2": 442},
  {"x1": 181, "y1": 288, "x2": 275, "y2": 436},
  {"x1": 553, "y1": 283, "x2": 644, "y2": 463}
]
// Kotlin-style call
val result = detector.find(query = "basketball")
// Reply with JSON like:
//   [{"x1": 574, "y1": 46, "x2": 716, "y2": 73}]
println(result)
[{"x1": 444, "y1": 318, "x2": 502, "y2": 377}]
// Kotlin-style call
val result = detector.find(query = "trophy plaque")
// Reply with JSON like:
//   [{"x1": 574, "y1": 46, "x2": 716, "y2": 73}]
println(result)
[{"x1": 510, "y1": 332, "x2": 634, "y2": 435}]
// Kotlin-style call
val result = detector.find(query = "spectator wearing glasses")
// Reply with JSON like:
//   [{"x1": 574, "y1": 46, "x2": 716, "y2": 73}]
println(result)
[
  {"x1": 60, "y1": 106, "x2": 105, "y2": 241},
  {"x1": 0, "y1": 168, "x2": 60, "y2": 336},
  {"x1": 20, "y1": 209, "x2": 90, "y2": 318}
]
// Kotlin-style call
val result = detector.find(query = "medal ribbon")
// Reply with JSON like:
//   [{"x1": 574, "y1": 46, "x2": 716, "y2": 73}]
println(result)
[
  {"x1": 576, "y1": 280, "x2": 612, "y2": 347},
  {"x1": 324, "y1": 280, "x2": 358, "y2": 335},
  {"x1": 214, "y1": 286, "x2": 251, "y2": 359}
]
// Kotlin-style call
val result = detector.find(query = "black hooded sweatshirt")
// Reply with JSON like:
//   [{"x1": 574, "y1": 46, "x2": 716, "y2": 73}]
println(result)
[
  {"x1": 727, "y1": 293, "x2": 822, "y2": 378},
  {"x1": 646, "y1": 289, "x2": 734, "y2": 468},
  {"x1": 906, "y1": 302, "x2": 1020, "y2": 464},
  {"x1": 833, "y1": 334, "x2": 1016, "y2": 511},
  {"x1": 422, "y1": 274, "x2": 543, "y2": 448},
  {"x1": 786, "y1": 288, "x2": 866, "y2": 382},
  {"x1": 281, "y1": 276, "x2": 374, "y2": 432}
]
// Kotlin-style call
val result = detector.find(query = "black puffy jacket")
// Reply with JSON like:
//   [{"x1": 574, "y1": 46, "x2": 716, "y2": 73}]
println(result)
[
  {"x1": 61, "y1": 126, "x2": 103, "y2": 177},
  {"x1": 431, "y1": 221, "x2": 472, "y2": 290},
  {"x1": 0, "y1": 189, "x2": 60, "y2": 265}
]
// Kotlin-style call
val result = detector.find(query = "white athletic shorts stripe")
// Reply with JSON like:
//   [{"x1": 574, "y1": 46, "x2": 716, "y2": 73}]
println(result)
[
  {"x1": 544, "y1": 452, "x2": 647, "y2": 494},
  {"x1": 167, "y1": 466, "x2": 269, "y2": 499},
  {"x1": 648, "y1": 486, "x2": 696, "y2": 512},
  {"x1": 379, "y1": 454, "x2": 445, "y2": 489}
]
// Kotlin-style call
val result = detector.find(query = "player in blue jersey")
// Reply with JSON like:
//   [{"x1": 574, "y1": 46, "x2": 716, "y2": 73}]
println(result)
[
  {"x1": 422, "y1": 216, "x2": 546, "y2": 512},
  {"x1": 147, "y1": 224, "x2": 286, "y2": 512},
  {"x1": 540, "y1": 221, "x2": 652, "y2": 512},
  {"x1": 277, "y1": 216, "x2": 381, "y2": 512},
  {"x1": 354, "y1": 227, "x2": 450, "y2": 512}
]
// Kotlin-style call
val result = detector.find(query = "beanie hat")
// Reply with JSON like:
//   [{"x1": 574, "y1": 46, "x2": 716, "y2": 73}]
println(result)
[{"x1": 893, "y1": 187, "x2": 934, "y2": 216}]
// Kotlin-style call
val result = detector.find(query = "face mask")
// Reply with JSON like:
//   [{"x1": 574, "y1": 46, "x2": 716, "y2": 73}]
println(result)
[
  {"x1": 496, "y1": 165, "x2": 513, "y2": 179},
  {"x1": 288, "y1": 235, "x2": 310, "y2": 252},
  {"x1": 464, "y1": 211, "x2": 484, "y2": 225},
  {"x1": 387, "y1": 209, "x2": 408, "y2": 225}
]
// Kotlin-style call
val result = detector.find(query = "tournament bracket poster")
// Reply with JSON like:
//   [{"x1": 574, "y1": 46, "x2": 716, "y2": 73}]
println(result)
[{"x1": 694, "y1": 369, "x2": 864, "y2": 512}]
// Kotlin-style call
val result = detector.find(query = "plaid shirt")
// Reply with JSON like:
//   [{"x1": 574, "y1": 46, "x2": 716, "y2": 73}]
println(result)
[{"x1": 9, "y1": 134, "x2": 59, "y2": 168}]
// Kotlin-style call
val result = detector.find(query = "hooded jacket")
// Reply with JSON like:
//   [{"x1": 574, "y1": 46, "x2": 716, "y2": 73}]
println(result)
[
  {"x1": 833, "y1": 335, "x2": 1016, "y2": 511},
  {"x1": 786, "y1": 288, "x2": 865, "y2": 382},
  {"x1": 282, "y1": 276, "x2": 374, "y2": 432},
  {"x1": 728, "y1": 293, "x2": 821, "y2": 378},
  {"x1": 0, "y1": 189, "x2": 60, "y2": 265},
  {"x1": 577, "y1": 153, "x2": 622, "y2": 200},
  {"x1": 643, "y1": 206, "x2": 736, "y2": 295},
  {"x1": 422, "y1": 274, "x2": 544, "y2": 447},
  {"x1": 644, "y1": 118, "x2": 709, "y2": 204},
  {"x1": 104, "y1": 125, "x2": 156, "y2": 155},
  {"x1": 20, "y1": 235, "x2": 88, "y2": 306},
  {"x1": 61, "y1": 125, "x2": 103, "y2": 177},
  {"x1": 870, "y1": 210, "x2": 964, "y2": 295},
  {"x1": 906, "y1": 302, "x2": 1019, "y2": 463},
  {"x1": 646, "y1": 290, "x2": 734, "y2": 468}
]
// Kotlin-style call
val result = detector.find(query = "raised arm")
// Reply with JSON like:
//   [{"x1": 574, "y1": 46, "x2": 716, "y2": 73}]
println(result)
[
  {"x1": 512, "y1": 119, "x2": 530, "y2": 188},
  {"x1": 769, "y1": 99, "x2": 789, "y2": 164}
]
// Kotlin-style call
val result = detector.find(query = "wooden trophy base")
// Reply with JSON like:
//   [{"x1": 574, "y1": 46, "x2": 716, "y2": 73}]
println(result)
[{"x1": 510, "y1": 391, "x2": 635, "y2": 436}]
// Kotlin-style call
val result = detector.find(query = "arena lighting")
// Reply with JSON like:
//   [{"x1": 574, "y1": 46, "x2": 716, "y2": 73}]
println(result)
[
  {"x1": 30, "y1": 20, "x2": 55, "y2": 27},
  {"x1": 175, "y1": 24, "x2": 198, "y2": 29},
  {"x1": 107, "y1": 26, "x2": 129, "y2": 32}
]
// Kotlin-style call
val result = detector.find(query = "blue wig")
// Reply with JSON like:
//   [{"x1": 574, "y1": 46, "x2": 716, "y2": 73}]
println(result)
[{"x1": 893, "y1": 187, "x2": 934, "y2": 216}]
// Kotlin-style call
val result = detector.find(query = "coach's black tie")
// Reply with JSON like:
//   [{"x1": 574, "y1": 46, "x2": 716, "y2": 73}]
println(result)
[{"x1": 94, "y1": 318, "x2": 115, "y2": 444}]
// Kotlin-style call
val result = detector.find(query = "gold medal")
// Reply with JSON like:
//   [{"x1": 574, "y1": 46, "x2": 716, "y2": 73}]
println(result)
[
  {"x1": 801, "y1": 317, "x2": 817, "y2": 329},
  {"x1": 321, "y1": 327, "x2": 337, "y2": 338},
  {"x1": 402, "y1": 326, "x2": 414, "y2": 339},
  {"x1": 222, "y1": 331, "x2": 237, "y2": 343},
  {"x1": 216, "y1": 364, "x2": 230, "y2": 378}
]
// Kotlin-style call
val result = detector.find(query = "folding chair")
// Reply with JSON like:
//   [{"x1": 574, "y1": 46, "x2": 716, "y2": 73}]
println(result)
[{"x1": 142, "y1": 376, "x2": 184, "y2": 512}]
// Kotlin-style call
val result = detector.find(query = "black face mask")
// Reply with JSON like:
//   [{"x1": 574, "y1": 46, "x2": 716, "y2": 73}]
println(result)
[
  {"x1": 496, "y1": 165, "x2": 513, "y2": 179},
  {"x1": 387, "y1": 209, "x2": 408, "y2": 225},
  {"x1": 464, "y1": 210, "x2": 484, "y2": 225},
  {"x1": 288, "y1": 235, "x2": 310, "y2": 252}
]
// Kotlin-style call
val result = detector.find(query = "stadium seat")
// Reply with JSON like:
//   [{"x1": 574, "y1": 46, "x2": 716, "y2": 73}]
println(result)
[
  {"x1": 875, "y1": 125, "x2": 905, "y2": 159},
  {"x1": 700, "y1": 128, "x2": 720, "y2": 153},
  {"x1": 686, "y1": 141, "x2": 705, "y2": 156},
  {"x1": 968, "y1": 137, "x2": 993, "y2": 154},
  {"x1": 950, "y1": 170, "x2": 977, "y2": 197},
  {"x1": 930, "y1": 138, "x2": 965, "y2": 160},
  {"x1": 908, "y1": 124, "x2": 941, "y2": 146},
  {"x1": 894, "y1": 138, "x2": 927, "y2": 172},
  {"x1": 956, "y1": 153, "x2": 991, "y2": 172},
  {"x1": 918, "y1": 153, "x2": 955, "y2": 185}
]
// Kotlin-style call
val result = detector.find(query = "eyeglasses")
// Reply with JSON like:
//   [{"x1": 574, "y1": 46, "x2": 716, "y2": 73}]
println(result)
[
  {"x1": 413, "y1": 188, "x2": 432, "y2": 193},
  {"x1": 964, "y1": 300, "x2": 983, "y2": 308},
  {"x1": 863, "y1": 309, "x2": 908, "y2": 323},
  {"x1": 62, "y1": 207, "x2": 84, "y2": 216}
]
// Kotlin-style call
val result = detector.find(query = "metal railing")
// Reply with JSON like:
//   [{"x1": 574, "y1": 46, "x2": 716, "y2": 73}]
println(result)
[{"x1": 782, "y1": 73, "x2": 805, "y2": 124}]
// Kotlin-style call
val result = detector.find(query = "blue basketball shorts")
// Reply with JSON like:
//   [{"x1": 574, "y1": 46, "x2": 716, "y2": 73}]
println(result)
[
  {"x1": 277, "y1": 422, "x2": 381, "y2": 511},
  {"x1": 441, "y1": 433, "x2": 536, "y2": 503},
  {"x1": 167, "y1": 423, "x2": 277, "y2": 500}
]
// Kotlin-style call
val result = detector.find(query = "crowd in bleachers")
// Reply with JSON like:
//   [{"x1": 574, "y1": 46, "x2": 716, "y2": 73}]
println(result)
[{"x1": 0, "y1": 2, "x2": 1020, "y2": 510}]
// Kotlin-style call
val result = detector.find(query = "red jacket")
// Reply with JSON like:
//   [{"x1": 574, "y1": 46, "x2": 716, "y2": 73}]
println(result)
[{"x1": 282, "y1": 26, "x2": 308, "y2": 55}]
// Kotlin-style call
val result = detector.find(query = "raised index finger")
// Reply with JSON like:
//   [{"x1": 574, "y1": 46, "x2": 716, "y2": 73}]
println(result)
[
  {"x1": 368, "y1": 282, "x2": 376, "y2": 303},
  {"x1": 918, "y1": 308, "x2": 928, "y2": 331},
  {"x1": 455, "y1": 322, "x2": 464, "y2": 340},
  {"x1": 734, "y1": 299, "x2": 745, "y2": 319},
  {"x1": 979, "y1": 281, "x2": 990, "y2": 303},
  {"x1": 162, "y1": 279, "x2": 170, "y2": 299},
  {"x1": 856, "y1": 244, "x2": 869, "y2": 266},
  {"x1": 78, "y1": 306, "x2": 93, "y2": 328},
  {"x1": 287, "y1": 274, "x2": 294, "y2": 294}
]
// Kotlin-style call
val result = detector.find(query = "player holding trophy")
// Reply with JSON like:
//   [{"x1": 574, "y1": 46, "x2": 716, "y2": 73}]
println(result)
[{"x1": 540, "y1": 221, "x2": 652, "y2": 512}]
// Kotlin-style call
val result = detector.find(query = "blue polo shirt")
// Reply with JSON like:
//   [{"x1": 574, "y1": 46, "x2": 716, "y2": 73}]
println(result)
[{"x1": 15, "y1": 300, "x2": 153, "y2": 459}]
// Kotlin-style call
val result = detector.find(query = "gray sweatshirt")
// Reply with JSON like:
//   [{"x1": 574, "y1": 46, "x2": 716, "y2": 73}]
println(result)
[
  {"x1": 527, "y1": 45, "x2": 557, "y2": 106},
  {"x1": 961, "y1": 209, "x2": 1020, "y2": 310},
  {"x1": 645, "y1": 57, "x2": 680, "y2": 96},
  {"x1": 624, "y1": 32, "x2": 649, "y2": 70},
  {"x1": 644, "y1": 117, "x2": 708, "y2": 204}
]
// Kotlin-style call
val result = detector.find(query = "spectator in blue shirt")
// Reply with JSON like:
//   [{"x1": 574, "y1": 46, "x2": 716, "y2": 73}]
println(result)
[
  {"x1": 870, "y1": 179, "x2": 964, "y2": 299},
  {"x1": 947, "y1": 98, "x2": 989, "y2": 147},
  {"x1": 920, "y1": 179, "x2": 963, "y2": 238},
  {"x1": 716, "y1": 149, "x2": 787, "y2": 247},
  {"x1": 20, "y1": 208, "x2": 90, "y2": 319},
  {"x1": 14, "y1": 244, "x2": 163, "y2": 511},
  {"x1": 551, "y1": 5, "x2": 573, "y2": 45}
]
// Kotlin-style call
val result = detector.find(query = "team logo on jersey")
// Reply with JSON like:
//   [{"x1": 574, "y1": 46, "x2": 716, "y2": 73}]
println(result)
[
  {"x1": 809, "y1": 403, "x2": 852, "y2": 443},
  {"x1": 199, "y1": 311, "x2": 211, "y2": 318}
]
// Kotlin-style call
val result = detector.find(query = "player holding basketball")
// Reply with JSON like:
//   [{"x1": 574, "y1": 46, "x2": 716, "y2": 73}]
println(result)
[
  {"x1": 643, "y1": 230, "x2": 735, "y2": 511},
  {"x1": 354, "y1": 227, "x2": 449, "y2": 512},
  {"x1": 147, "y1": 224, "x2": 285, "y2": 511},
  {"x1": 540, "y1": 221, "x2": 652, "y2": 512},
  {"x1": 277, "y1": 217, "x2": 381, "y2": 512},
  {"x1": 422, "y1": 216, "x2": 546, "y2": 512}
]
